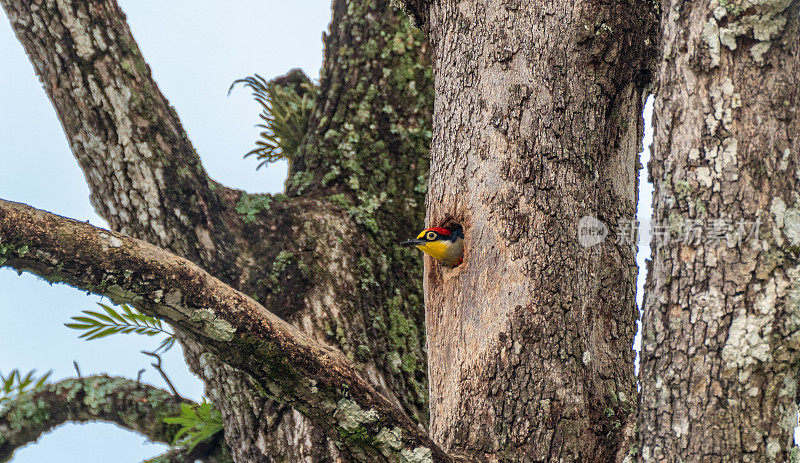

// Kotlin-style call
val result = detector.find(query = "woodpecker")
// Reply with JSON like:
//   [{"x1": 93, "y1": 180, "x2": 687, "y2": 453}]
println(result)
[{"x1": 402, "y1": 225, "x2": 464, "y2": 268}]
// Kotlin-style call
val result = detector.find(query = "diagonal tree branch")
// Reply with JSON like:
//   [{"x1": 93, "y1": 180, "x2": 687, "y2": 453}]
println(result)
[
  {"x1": 2, "y1": 0, "x2": 435, "y2": 459},
  {"x1": 0, "y1": 198, "x2": 450, "y2": 462},
  {"x1": 0, "y1": 375, "x2": 229, "y2": 463},
  {"x1": 0, "y1": 0, "x2": 241, "y2": 282}
]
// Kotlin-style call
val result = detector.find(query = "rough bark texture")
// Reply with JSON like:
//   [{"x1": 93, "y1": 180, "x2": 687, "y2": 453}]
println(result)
[
  {"x1": 0, "y1": 199, "x2": 447, "y2": 462},
  {"x1": 416, "y1": 0, "x2": 657, "y2": 460},
  {"x1": 639, "y1": 1, "x2": 800, "y2": 461},
  {"x1": 1, "y1": 0, "x2": 433, "y2": 461},
  {"x1": 0, "y1": 376, "x2": 230, "y2": 463}
]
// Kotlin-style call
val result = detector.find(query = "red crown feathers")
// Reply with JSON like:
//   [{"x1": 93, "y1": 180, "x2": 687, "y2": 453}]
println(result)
[{"x1": 424, "y1": 227, "x2": 452, "y2": 236}]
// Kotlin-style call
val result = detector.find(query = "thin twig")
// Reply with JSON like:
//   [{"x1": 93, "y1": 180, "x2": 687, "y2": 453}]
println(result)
[
  {"x1": 73, "y1": 361, "x2": 81, "y2": 379},
  {"x1": 136, "y1": 368, "x2": 145, "y2": 386},
  {"x1": 141, "y1": 350, "x2": 180, "y2": 398}
]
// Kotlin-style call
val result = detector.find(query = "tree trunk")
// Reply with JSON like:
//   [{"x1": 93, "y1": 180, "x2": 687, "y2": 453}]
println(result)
[
  {"x1": 414, "y1": 0, "x2": 657, "y2": 460},
  {"x1": 16, "y1": 0, "x2": 799, "y2": 460},
  {"x1": 2, "y1": 0, "x2": 433, "y2": 460},
  {"x1": 639, "y1": 1, "x2": 800, "y2": 460}
]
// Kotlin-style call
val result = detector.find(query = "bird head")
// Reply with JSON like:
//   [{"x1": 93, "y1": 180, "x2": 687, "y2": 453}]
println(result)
[{"x1": 401, "y1": 225, "x2": 464, "y2": 268}]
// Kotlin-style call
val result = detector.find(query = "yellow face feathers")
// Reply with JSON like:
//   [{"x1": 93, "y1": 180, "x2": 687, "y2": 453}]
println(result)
[
  {"x1": 401, "y1": 226, "x2": 464, "y2": 268},
  {"x1": 415, "y1": 240, "x2": 449, "y2": 261}
]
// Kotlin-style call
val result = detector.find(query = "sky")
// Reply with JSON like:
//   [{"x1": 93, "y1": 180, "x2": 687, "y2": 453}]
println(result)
[
  {"x1": 1, "y1": 2, "x2": 656, "y2": 462},
  {"x1": 0, "y1": 1, "x2": 330, "y2": 461}
]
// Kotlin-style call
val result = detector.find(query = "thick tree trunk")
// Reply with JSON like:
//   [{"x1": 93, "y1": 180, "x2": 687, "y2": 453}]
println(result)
[
  {"x1": 639, "y1": 1, "x2": 800, "y2": 461},
  {"x1": 19, "y1": 0, "x2": 800, "y2": 460},
  {"x1": 414, "y1": 0, "x2": 657, "y2": 460},
  {"x1": 2, "y1": 0, "x2": 433, "y2": 460}
]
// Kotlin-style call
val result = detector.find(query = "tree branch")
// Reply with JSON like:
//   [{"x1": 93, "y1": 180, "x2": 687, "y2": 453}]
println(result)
[
  {"x1": 0, "y1": 376, "x2": 209, "y2": 462},
  {"x1": 142, "y1": 437, "x2": 231, "y2": 463},
  {"x1": 2, "y1": 0, "x2": 437, "y2": 459},
  {"x1": 0, "y1": 199, "x2": 449, "y2": 462},
  {"x1": 0, "y1": 0, "x2": 241, "y2": 281}
]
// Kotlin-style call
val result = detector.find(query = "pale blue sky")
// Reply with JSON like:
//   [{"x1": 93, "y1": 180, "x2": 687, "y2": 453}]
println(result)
[
  {"x1": 1, "y1": 1, "x2": 330, "y2": 461},
  {"x1": 1, "y1": 2, "x2": 658, "y2": 461}
]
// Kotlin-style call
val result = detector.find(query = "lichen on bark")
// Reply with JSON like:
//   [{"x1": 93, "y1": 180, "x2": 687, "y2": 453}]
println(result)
[
  {"x1": 419, "y1": 0, "x2": 658, "y2": 460},
  {"x1": 1, "y1": 0, "x2": 435, "y2": 460},
  {"x1": 0, "y1": 376, "x2": 232, "y2": 462},
  {"x1": 640, "y1": 0, "x2": 800, "y2": 460}
]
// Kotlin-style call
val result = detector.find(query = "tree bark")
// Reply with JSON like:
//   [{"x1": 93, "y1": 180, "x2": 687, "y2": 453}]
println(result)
[
  {"x1": 639, "y1": 1, "x2": 800, "y2": 461},
  {"x1": 1, "y1": 0, "x2": 433, "y2": 460},
  {"x1": 0, "y1": 198, "x2": 448, "y2": 462},
  {"x1": 412, "y1": 0, "x2": 657, "y2": 460},
  {"x1": 0, "y1": 376, "x2": 229, "y2": 463}
]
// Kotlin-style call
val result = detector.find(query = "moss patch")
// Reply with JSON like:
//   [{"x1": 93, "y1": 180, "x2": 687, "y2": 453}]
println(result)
[{"x1": 235, "y1": 193, "x2": 272, "y2": 224}]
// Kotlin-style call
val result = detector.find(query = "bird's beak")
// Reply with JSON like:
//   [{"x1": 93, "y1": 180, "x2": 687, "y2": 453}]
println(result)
[{"x1": 401, "y1": 239, "x2": 425, "y2": 247}]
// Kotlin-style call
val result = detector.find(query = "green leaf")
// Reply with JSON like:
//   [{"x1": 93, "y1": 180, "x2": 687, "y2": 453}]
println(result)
[
  {"x1": 2, "y1": 370, "x2": 17, "y2": 392},
  {"x1": 84, "y1": 310, "x2": 116, "y2": 324},
  {"x1": 18, "y1": 370, "x2": 34, "y2": 389},
  {"x1": 34, "y1": 371, "x2": 52, "y2": 389},
  {"x1": 164, "y1": 401, "x2": 223, "y2": 451},
  {"x1": 0, "y1": 368, "x2": 52, "y2": 404},
  {"x1": 230, "y1": 72, "x2": 318, "y2": 169},
  {"x1": 70, "y1": 316, "x2": 103, "y2": 326},
  {"x1": 157, "y1": 337, "x2": 176, "y2": 353},
  {"x1": 65, "y1": 303, "x2": 176, "y2": 352},
  {"x1": 101, "y1": 303, "x2": 128, "y2": 324},
  {"x1": 64, "y1": 322, "x2": 95, "y2": 330},
  {"x1": 87, "y1": 326, "x2": 123, "y2": 340}
]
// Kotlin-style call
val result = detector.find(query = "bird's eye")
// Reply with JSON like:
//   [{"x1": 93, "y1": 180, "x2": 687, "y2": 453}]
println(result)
[{"x1": 426, "y1": 231, "x2": 437, "y2": 241}]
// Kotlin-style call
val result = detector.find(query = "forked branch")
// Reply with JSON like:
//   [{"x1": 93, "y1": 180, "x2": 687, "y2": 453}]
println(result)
[{"x1": 0, "y1": 199, "x2": 449, "y2": 462}]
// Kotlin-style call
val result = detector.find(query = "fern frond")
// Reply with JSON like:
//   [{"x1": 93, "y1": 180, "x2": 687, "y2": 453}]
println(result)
[
  {"x1": 65, "y1": 303, "x2": 175, "y2": 352},
  {"x1": 0, "y1": 369, "x2": 52, "y2": 405},
  {"x1": 230, "y1": 70, "x2": 318, "y2": 169},
  {"x1": 164, "y1": 401, "x2": 224, "y2": 451},
  {"x1": 157, "y1": 336, "x2": 177, "y2": 353}
]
